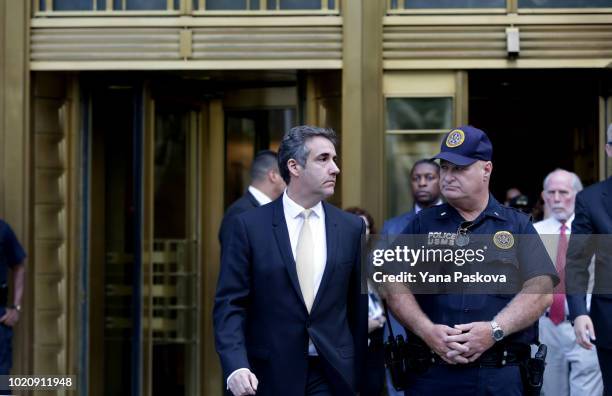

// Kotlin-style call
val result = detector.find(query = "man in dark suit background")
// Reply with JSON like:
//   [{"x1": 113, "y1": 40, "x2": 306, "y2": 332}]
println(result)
[
  {"x1": 214, "y1": 126, "x2": 367, "y2": 396},
  {"x1": 567, "y1": 124, "x2": 612, "y2": 395},
  {"x1": 218, "y1": 150, "x2": 285, "y2": 248},
  {"x1": 381, "y1": 159, "x2": 442, "y2": 234}
]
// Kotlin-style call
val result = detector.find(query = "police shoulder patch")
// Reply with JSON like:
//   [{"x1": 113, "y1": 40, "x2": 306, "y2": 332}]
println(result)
[
  {"x1": 493, "y1": 231, "x2": 514, "y2": 249},
  {"x1": 446, "y1": 129, "x2": 465, "y2": 148}
]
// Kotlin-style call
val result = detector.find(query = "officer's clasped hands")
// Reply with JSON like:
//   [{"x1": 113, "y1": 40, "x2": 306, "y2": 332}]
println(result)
[
  {"x1": 444, "y1": 321, "x2": 495, "y2": 363},
  {"x1": 422, "y1": 323, "x2": 468, "y2": 364}
]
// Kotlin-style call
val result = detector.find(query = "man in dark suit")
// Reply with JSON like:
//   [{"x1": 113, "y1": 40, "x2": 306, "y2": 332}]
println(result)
[
  {"x1": 567, "y1": 124, "x2": 612, "y2": 395},
  {"x1": 218, "y1": 150, "x2": 286, "y2": 248},
  {"x1": 214, "y1": 126, "x2": 367, "y2": 396}
]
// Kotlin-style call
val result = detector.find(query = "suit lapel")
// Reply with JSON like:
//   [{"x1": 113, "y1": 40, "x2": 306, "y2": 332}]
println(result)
[
  {"x1": 271, "y1": 198, "x2": 307, "y2": 309},
  {"x1": 311, "y1": 201, "x2": 338, "y2": 313},
  {"x1": 603, "y1": 177, "x2": 612, "y2": 226}
]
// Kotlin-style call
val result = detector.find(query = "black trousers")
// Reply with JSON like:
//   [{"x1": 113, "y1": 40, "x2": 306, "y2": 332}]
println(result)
[
  {"x1": 306, "y1": 356, "x2": 355, "y2": 396},
  {"x1": 364, "y1": 328, "x2": 385, "y2": 396},
  {"x1": 306, "y1": 357, "x2": 333, "y2": 396},
  {"x1": 597, "y1": 346, "x2": 612, "y2": 396}
]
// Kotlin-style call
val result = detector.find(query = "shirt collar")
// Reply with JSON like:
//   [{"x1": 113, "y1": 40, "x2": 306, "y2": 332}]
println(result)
[
  {"x1": 248, "y1": 185, "x2": 273, "y2": 205},
  {"x1": 437, "y1": 194, "x2": 506, "y2": 221},
  {"x1": 548, "y1": 213, "x2": 575, "y2": 230},
  {"x1": 283, "y1": 191, "x2": 323, "y2": 220},
  {"x1": 415, "y1": 198, "x2": 443, "y2": 214},
  {"x1": 481, "y1": 194, "x2": 507, "y2": 221}
]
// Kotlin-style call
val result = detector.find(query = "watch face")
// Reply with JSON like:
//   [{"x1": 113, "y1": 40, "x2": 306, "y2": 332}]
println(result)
[{"x1": 493, "y1": 329, "x2": 504, "y2": 340}]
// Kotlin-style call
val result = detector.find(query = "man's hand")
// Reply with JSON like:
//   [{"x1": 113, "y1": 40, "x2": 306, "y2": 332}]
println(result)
[
  {"x1": 0, "y1": 308, "x2": 19, "y2": 327},
  {"x1": 368, "y1": 315, "x2": 386, "y2": 333},
  {"x1": 228, "y1": 369, "x2": 258, "y2": 396},
  {"x1": 422, "y1": 324, "x2": 468, "y2": 364},
  {"x1": 573, "y1": 315, "x2": 596, "y2": 350},
  {"x1": 444, "y1": 322, "x2": 495, "y2": 363}
]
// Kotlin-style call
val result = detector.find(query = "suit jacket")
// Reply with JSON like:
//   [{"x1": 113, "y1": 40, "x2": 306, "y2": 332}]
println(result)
[
  {"x1": 213, "y1": 197, "x2": 367, "y2": 395},
  {"x1": 567, "y1": 177, "x2": 612, "y2": 348},
  {"x1": 218, "y1": 190, "x2": 260, "y2": 247},
  {"x1": 381, "y1": 210, "x2": 416, "y2": 235}
]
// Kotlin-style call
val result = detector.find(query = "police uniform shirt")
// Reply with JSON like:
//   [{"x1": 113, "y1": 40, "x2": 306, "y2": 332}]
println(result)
[
  {"x1": 401, "y1": 194, "x2": 559, "y2": 345},
  {"x1": 0, "y1": 220, "x2": 25, "y2": 271}
]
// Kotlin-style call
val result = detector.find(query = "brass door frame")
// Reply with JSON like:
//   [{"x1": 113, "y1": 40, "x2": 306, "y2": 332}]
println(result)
[{"x1": 201, "y1": 99, "x2": 224, "y2": 396}]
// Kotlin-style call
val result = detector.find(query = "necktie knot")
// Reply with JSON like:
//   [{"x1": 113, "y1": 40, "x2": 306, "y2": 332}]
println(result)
[
  {"x1": 302, "y1": 209, "x2": 313, "y2": 220},
  {"x1": 560, "y1": 222, "x2": 567, "y2": 233}
]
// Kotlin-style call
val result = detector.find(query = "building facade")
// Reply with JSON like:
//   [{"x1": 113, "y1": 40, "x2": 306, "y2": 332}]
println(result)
[{"x1": 1, "y1": 0, "x2": 612, "y2": 395}]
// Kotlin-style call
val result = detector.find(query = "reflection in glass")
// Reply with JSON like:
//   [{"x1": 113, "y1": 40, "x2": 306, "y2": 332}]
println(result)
[
  {"x1": 95, "y1": 88, "x2": 136, "y2": 396},
  {"x1": 53, "y1": 0, "x2": 92, "y2": 10},
  {"x1": 386, "y1": 133, "x2": 445, "y2": 217},
  {"x1": 386, "y1": 98, "x2": 453, "y2": 131},
  {"x1": 519, "y1": 0, "x2": 612, "y2": 7},
  {"x1": 205, "y1": 0, "x2": 248, "y2": 10},
  {"x1": 152, "y1": 104, "x2": 199, "y2": 396},
  {"x1": 126, "y1": 0, "x2": 167, "y2": 9},
  {"x1": 267, "y1": 0, "x2": 331, "y2": 9},
  {"x1": 404, "y1": 0, "x2": 505, "y2": 8}
]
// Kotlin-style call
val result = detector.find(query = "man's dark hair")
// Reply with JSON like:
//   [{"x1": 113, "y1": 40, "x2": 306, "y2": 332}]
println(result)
[
  {"x1": 250, "y1": 150, "x2": 279, "y2": 182},
  {"x1": 410, "y1": 159, "x2": 440, "y2": 177},
  {"x1": 278, "y1": 125, "x2": 338, "y2": 184}
]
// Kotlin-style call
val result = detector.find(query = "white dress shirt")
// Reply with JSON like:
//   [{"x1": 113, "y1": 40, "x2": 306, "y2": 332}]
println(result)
[
  {"x1": 248, "y1": 185, "x2": 273, "y2": 205},
  {"x1": 414, "y1": 198, "x2": 444, "y2": 214},
  {"x1": 283, "y1": 191, "x2": 327, "y2": 356}
]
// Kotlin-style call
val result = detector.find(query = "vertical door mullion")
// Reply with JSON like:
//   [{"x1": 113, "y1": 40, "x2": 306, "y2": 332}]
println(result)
[
  {"x1": 141, "y1": 89, "x2": 156, "y2": 396},
  {"x1": 131, "y1": 84, "x2": 145, "y2": 396}
]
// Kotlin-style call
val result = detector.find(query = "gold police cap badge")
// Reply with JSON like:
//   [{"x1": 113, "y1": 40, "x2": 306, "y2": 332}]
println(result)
[
  {"x1": 493, "y1": 231, "x2": 514, "y2": 249},
  {"x1": 446, "y1": 129, "x2": 465, "y2": 148}
]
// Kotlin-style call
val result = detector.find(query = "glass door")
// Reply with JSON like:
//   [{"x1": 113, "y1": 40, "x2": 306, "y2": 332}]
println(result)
[
  {"x1": 88, "y1": 82, "x2": 143, "y2": 396},
  {"x1": 144, "y1": 100, "x2": 201, "y2": 396},
  {"x1": 87, "y1": 83, "x2": 202, "y2": 396}
]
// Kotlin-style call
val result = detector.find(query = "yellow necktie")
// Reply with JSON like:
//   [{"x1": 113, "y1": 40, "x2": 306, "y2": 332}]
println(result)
[{"x1": 296, "y1": 209, "x2": 315, "y2": 312}]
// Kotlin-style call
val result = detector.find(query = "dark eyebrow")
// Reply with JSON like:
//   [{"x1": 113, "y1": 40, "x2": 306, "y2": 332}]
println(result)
[{"x1": 317, "y1": 152, "x2": 336, "y2": 159}]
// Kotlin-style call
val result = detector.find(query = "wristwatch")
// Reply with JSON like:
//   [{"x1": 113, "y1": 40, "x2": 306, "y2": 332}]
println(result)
[
  {"x1": 9, "y1": 304, "x2": 21, "y2": 312},
  {"x1": 491, "y1": 320, "x2": 504, "y2": 342}
]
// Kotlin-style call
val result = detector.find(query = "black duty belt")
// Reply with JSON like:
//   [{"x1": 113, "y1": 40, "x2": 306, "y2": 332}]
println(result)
[{"x1": 406, "y1": 340, "x2": 530, "y2": 368}]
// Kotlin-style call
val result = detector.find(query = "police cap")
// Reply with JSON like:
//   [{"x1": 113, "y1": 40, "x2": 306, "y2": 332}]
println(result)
[{"x1": 433, "y1": 125, "x2": 493, "y2": 166}]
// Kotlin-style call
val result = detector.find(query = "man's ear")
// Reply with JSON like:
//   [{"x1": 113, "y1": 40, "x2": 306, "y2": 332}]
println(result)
[
  {"x1": 483, "y1": 161, "x2": 493, "y2": 181},
  {"x1": 287, "y1": 159, "x2": 300, "y2": 178},
  {"x1": 267, "y1": 168, "x2": 278, "y2": 182}
]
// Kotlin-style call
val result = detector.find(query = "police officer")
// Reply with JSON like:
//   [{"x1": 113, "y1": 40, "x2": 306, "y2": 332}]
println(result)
[
  {"x1": 0, "y1": 219, "x2": 26, "y2": 377},
  {"x1": 386, "y1": 126, "x2": 559, "y2": 395}
]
